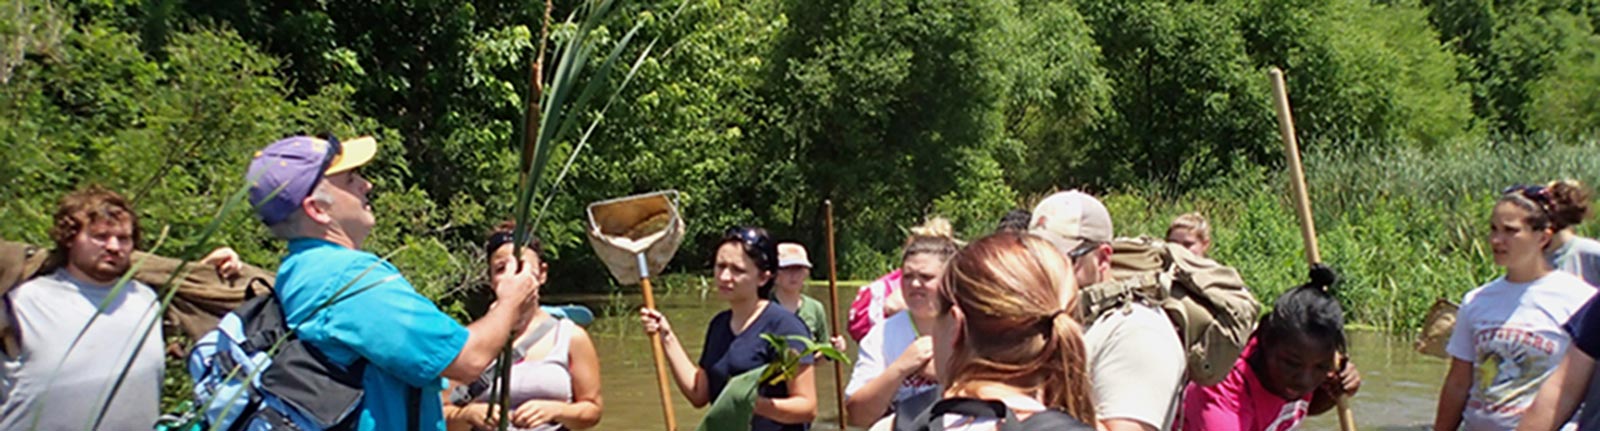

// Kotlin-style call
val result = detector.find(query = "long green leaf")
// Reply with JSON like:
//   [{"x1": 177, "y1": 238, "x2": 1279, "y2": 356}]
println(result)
[
  {"x1": 533, "y1": 10, "x2": 678, "y2": 227},
  {"x1": 87, "y1": 176, "x2": 261, "y2": 430}
]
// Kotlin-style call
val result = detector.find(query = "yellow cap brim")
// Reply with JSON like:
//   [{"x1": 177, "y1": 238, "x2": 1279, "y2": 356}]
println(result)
[{"x1": 326, "y1": 136, "x2": 377, "y2": 174}]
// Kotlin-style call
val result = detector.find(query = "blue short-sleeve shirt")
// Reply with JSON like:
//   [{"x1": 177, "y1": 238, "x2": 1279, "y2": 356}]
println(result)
[
  {"x1": 699, "y1": 301, "x2": 814, "y2": 431},
  {"x1": 275, "y1": 239, "x2": 470, "y2": 431}
]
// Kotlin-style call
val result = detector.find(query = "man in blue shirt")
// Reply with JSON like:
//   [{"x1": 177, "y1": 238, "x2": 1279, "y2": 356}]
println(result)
[{"x1": 246, "y1": 134, "x2": 538, "y2": 430}]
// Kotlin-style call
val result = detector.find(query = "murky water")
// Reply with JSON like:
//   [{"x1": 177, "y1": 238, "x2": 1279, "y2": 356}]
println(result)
[{"x1": 552, "y1": 289, "x2": 1447, "y2": 431}]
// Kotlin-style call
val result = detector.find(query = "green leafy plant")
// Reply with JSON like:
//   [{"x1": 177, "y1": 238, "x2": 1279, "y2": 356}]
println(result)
[{"x1": 757, "y1": 333, "x2": 850, "y2": 387}]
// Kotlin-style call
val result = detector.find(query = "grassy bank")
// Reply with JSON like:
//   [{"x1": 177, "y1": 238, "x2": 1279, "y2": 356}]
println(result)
[{"x1": 1104, "y1": 140, "x2": 1600, "y2": 331}]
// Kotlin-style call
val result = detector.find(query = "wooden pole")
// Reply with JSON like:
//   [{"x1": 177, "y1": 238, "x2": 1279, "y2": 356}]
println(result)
[
  {"x1": 824, "y1": 200, "x2": 847, "y2": 429},
  {"x1": 639, "y1": 253, "x2": 678, "y2": 431},
  {"x1": 1270, "y1": 67, "x2": 1355, "y2": 431}
]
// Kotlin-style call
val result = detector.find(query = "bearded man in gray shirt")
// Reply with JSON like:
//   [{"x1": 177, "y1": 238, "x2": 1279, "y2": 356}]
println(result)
[{"x1": 0, "y1": 186, "x2": 240, "y2": 430}]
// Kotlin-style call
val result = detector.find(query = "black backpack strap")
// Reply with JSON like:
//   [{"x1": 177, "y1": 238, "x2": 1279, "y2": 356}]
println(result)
[
  {"x1": 1015, "y1": 410, "x2": 1095, "y2": 431},
  {"x1": 899, "y1": 397, "x2": 1014, "y2": 431},
  {"x1": 898, "y1": 397, "x2": 1090, "y2": 431},
  {"x1": 243, "y1": 276, "x2": 271, "y2": 301},
  {"x1": 224, "y1": 389, "x2": 263, "y2": 431},
  {"x1": 407, "y1": 385, "x2": 421, "y2": 431}
]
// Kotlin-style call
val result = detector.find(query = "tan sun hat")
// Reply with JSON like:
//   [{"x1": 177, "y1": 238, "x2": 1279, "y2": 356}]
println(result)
[{"x1": 777, "y1": 243, "x2": 812, "y2": 268}]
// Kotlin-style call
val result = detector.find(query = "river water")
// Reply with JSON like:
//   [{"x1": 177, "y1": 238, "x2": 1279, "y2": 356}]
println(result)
[{"x1": 552, "y1": 288, "x2": 1447, "y2": 431}]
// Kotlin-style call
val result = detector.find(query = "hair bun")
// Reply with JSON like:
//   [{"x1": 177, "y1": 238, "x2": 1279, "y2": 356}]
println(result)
[
  {"x1": 911, "y1": 217, "x2": 957, "y2": 239},
  {"x1": 1545, "y1": 179, "x2": 1594, "y2": 231}
]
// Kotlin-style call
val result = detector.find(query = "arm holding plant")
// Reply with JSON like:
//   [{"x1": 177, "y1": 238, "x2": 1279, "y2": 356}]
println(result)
[
  {"x1": 755, "y1": 363, "x2": 817, "y2": 424},
  {"x1": 758, "y1": 333, "x2": 846, "y2": 424},
  {"x1": 640, "y1": 307, "x2": 713, "y2": 407}
]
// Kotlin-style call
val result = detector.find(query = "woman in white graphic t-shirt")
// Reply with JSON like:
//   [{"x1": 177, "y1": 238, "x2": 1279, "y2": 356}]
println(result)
[{"x1": 1434, "y1": 185, "x2": 1597, "y2": 431}]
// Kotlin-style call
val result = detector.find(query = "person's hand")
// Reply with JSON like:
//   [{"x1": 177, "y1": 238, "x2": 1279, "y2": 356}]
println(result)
[
  {"x1": 511, "y1": 400, "x2": 564, "y2": 428},
  {"x1": 639, "y1": 308, "x2": 674, "y2": 338},
  {"x1": 200, "y1": 247, "x2": 242, "y2": 280},
  {"x1": 890, "y1": 336, "x2": 934, "y2": 378},
  {"x1": 491, "y1": 257, "x2": 538, "y2": 313},
  {"x1": 830, "y1": 335, "x2": 847, "y2": 353},
  {"x1": 455, "y1": 403, "x2": 501, "y2": 431},
  {"x1": 1324, "y1": 357, "x2": 1361, "y2": 397}
]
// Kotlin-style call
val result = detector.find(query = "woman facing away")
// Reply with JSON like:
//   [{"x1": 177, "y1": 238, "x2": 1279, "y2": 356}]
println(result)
[
  {"x1": 639, "y1": 226, "x2": 817, "y2": 430},
  {"x1": 444, "y1": 222, "x2": 603, "y2": 431},
  {"x1": 1515, "y1": 180, "x2": 1600, "y2": 431},
  {"x1": 1181, "y1": 265, "x2": 1361, "y2": 431},
  {"x1": 1542, "y1": 180, "x2": 1600, "y2": 287},
  {"x1": 1434, "y1": 186, "x2": 1597, "y2": 431},
  {"x1": 844, "y1": 219, "x2": 961, "y2": 429},
  {"x1": 900, "y1": 232, "x2": 1095, "y2": 431}
]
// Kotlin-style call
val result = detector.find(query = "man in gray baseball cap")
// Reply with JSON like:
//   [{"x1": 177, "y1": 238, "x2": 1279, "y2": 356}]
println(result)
[
  {"x1": 247, "y1": 134, "x2": 539, "y2": 430},
  {"x1": 1030, "y1": 190, "x2": 1185, "y2": 431}
]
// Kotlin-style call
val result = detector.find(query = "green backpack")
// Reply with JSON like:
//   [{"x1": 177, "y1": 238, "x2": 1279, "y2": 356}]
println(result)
[{"x1": 1078, "y1": 236, "x2": 1260, "y2": 386}]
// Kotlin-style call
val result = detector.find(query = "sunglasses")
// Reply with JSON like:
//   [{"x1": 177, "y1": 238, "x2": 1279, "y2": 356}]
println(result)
[
  {"x1": 311, "y1": 134, "x2": 345, "y2": 187},
  {"x1": 485, "y1": 231, "x2": 517, "y2": 255},
  {"x1": 1503, "y1": 184, "x2": 1551, "y2": 204},
  {"x1": 1067, "y1": 239, "x2": 1101, "y2": 260},
  {"x1": 724, "y1": 226, "x2": 771, "y2": 248},
  {"x1": 723, "y1": 226, "x2": 776, "y2": 264}
]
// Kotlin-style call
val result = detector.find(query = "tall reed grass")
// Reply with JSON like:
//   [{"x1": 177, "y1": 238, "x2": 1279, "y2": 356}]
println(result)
[{"x1": 1104, "y1": 138, "x2": 1600, "y2": 331}]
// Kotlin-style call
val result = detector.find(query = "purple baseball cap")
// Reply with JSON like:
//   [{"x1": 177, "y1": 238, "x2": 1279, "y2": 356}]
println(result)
[{"x1": 246, "y1": 135, "x2": 377, "y2": 225}]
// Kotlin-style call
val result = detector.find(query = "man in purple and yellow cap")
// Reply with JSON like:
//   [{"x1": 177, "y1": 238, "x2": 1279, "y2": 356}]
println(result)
[{"x1": 247, "y1": 135, "x2": 539, "y2": 430}]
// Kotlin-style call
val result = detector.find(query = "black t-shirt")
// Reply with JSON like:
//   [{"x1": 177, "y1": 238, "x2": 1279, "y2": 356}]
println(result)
[{"x1": 699, "y1": 301, "x2": 815, "y2": 431}]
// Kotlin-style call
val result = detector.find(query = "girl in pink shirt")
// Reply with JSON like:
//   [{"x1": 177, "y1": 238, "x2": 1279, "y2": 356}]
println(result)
[{"x1": 1181, "y1": 266, "x2": 1361, "y2": 431}]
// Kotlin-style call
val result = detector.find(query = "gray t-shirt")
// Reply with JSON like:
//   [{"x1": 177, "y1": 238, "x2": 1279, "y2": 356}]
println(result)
[
  {"x1": 1549, "y1": 236, "x2": 1600, "y2": 288},
  {"x1": 0, "y1": 269, "x2": 164, "y2": 430},
  {"x1": 1085, "y1": 303, "x2": 1186, "y2": 429}
]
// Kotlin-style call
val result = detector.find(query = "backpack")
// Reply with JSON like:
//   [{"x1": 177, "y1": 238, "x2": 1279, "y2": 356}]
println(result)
[
  {"x1": 186, "y1": 287, "x2": 421, "y2": 431},
  {"x1": 0, "y1": 238, "x2": 273, "y2": 357},
  {"x1": 897, "y1": 397, "x2": 1096, "y2": 431},
  {"x1": 1078, "y1": 236, "x2": 1260, "y2": 386},
  {"x1": 0, "y1": 240, "x2": 51, "y2": 356}
]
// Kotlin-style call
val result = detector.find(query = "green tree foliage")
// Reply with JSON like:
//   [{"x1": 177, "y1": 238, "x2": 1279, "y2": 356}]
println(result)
[
  {"x1": 4, "y1": 0, "x2": 1599, "y2": 323},
  {"x1": 1074, "y1": 0, "x2": 1475, "y2": 190},
  {"x1": 1426, "y1": 0, "x2": 1600, "y2": 135}
]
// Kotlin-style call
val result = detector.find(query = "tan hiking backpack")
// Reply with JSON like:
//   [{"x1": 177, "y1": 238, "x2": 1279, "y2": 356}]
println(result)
[
  {"x1": 0, "y1": 238, "x2": 271, "y2": 356},
  {"x1": 1078, "y1": 236, "x2": 1261, "y2": 386}
]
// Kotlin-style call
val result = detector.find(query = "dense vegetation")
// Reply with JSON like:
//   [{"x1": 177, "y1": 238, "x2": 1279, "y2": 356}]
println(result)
[{"x1": 3, "y1": 0, "x2": 1599, "y2": 330}]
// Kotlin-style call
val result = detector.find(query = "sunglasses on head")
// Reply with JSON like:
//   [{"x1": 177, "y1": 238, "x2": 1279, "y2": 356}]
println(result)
[
  {"x1": 485, "y1": 231, "x2": 517, "y2": 256},
  {"x1": 1503, "y1": 184, "x2": 1550, "y2": 203},
  {"x1": 723, "y1": 226, "x2": 771, "y2": 248}
]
